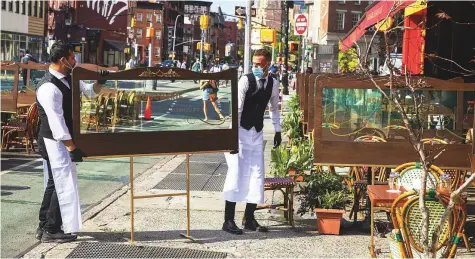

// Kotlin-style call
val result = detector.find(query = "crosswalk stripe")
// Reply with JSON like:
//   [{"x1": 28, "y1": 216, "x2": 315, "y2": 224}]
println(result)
[{"x1": 0, "y1": 158, "x2": 43, "y2": 176}]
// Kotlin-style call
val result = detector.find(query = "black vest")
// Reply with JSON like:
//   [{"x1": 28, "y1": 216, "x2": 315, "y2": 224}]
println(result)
[
  {"x1": 240, "y1": 73, "x2": 274, "y2": 132},
  {"x1": 36, "y1": 71, "x2": 73, "y2": 144}
]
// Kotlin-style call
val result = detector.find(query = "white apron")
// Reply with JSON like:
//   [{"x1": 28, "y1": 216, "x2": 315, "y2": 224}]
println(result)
[
  {"x1": 42, "y1": 138, "x2": 82, "y2": 233},
  {"x1": 223, "y1": 126, "x2": 265, "y2": 204}
]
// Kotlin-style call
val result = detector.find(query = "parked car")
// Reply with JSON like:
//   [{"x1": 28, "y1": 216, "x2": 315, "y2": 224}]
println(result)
[{"x1": 160, "y1": 59, "x2": 175, "y2": 68}]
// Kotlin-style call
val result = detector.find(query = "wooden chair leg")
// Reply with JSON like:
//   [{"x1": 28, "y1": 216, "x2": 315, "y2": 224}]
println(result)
[
  {"x1": 463, "y1": 232, "x2": 471, "y2": 251},
  {"x1": 290, "y1": 186, "x2": 295, "y2": 227},
  {"x1": 283, "y1": 188, "x2": 289, "y2": 221}
]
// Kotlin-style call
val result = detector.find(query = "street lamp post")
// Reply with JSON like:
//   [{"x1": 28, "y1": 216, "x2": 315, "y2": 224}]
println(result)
[
  {"x1": 172, "y1": 14, "x2": 182, "y2": 62},
  {"x1": 282, "y1": 0, "x2": 290, "y2": 95}
]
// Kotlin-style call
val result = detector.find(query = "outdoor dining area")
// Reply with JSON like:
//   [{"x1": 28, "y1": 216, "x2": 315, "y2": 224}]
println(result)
[
  {"x1": 266, "y1": 72, "x2": 475, "y2": 258},
  {"x1": 0, "y1": 61, "x2": 120, "y2": 152}
]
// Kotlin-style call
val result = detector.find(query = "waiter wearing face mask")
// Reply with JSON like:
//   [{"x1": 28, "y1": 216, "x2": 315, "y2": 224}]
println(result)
[
  {"x1": 35, "y1": 41, "x2": 109, "y2": 243},
  {"x1": 222, "y1": 48, "x2": 282, "y2": 234}
]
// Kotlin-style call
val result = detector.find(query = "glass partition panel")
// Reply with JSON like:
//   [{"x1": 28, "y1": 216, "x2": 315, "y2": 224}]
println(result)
[
  {"x1": 322, "y1": 88, "x2": 465, "y2": 143},
  {"x1": 79, "y1": 79, "x2": 232, "y2": 134}
]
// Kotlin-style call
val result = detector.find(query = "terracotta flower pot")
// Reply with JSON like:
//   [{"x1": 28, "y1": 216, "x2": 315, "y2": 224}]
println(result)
[
  {"x1": 314, "y1": 208, "x2": 345, "y2": 235},
  {"x1": 288, "y1": 168, "x2": 304, "y2": 182}
]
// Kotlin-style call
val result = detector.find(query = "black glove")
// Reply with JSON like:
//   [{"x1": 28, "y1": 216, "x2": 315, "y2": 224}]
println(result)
[
  {"x1": 230, "y1": 150, "x2": 239, "y2": 154},
  {"x1": 97, "y1": 69, "x2": 109, "y2": 84},
  {"x1": 274, "y1": 132, "x2": 282, "y2": 148},
  {"x1": 69, "y1": 148, "x2": 87, "y2": 162}
]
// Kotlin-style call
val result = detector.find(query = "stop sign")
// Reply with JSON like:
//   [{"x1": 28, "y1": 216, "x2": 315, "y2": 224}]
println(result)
[{"x1": 294, "y1": 14, "x2": 308, "y2": 35}]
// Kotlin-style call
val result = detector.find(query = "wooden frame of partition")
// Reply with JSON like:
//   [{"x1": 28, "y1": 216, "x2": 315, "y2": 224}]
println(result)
[
  {"x1": 72, "y1": 66, "x2": 238, "y2": 157},
  {"x1": 312, "y1": 75, "x2": 475, "y2": 169},
  {"x1": 1, "y1": 63, "x2": 20, "y2": 113}
]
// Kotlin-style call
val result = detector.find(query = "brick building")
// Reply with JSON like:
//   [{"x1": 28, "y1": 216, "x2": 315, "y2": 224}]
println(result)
[
  {"x1": 183, "y1": 1, "x2": 212, "y2": 64},
  {"x1": 45, "y1": 0, "x2": 129, "y2": 68},
  {"x1": 161, "y1": 1, "x2": 184, "y2": 62},
  {"x1": 129, "y1": 1, "x2": 163, "y2": 66}
]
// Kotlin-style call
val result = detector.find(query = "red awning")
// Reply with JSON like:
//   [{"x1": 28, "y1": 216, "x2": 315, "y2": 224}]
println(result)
[{"x1": 340, "y1": 0, "x2": 416, "y2": 52}]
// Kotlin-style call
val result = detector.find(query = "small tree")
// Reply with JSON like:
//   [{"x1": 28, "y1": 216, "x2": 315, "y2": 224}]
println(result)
[
  {"x1": 338, "y1": 47, "x2": 358, "y2": 73},
  {"x1": 349, "y1": 2, "x2": 475, "y2": 258}
]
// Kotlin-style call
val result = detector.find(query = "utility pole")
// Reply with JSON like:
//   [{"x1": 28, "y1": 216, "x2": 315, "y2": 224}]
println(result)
[
  {"x1": 282, "y1": 0, "x2": 290, "y2": 95},
  {"x1": 200, "y1": 30, "x2": 204, "y2": 71},
  {"x1": 243, "y1": 0, "x2": 252, "y2": 74}
]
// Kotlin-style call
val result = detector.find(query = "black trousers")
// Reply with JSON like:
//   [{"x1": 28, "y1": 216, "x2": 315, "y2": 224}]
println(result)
[
  {"x1": 38, "y1": 159, "x2": 62, "y2": 233},
  {"x1": 224, "y1": 200, "x2": 257, "y2": 221}
]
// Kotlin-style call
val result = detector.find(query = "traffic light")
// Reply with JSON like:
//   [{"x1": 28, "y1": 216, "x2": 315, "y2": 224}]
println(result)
[
  {"x1": 130, "y1": 17, "x2": 136, "y2": 28},
  {"x1": 290, "y1": 42, "x2": 299, "y2": 51},
  {"x1": 237, "y1": 18, "x2": 243, "y2": 30}
]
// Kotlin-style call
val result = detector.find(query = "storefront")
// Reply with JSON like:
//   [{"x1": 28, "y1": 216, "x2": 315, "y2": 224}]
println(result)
[{"x1": 1, "y1": 32, "x2": 44, "y2": 62}]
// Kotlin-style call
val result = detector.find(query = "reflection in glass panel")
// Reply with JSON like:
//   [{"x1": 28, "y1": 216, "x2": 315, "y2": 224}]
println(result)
[
  {"x1": 322, "y1": 88, "x2": 466, "y2": 144},
  {"x1": 79, "y1": 79, "x2": 232, "y2": 133},
  {"x1": 0, "y1": 69, "x2": 16, "y2": 93},
  {"x1": 29, "y1": 69, "x2": 47, "y2": 90}
]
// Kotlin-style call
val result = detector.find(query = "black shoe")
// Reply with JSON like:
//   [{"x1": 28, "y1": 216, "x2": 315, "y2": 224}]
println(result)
[
  {"x1": 222, "y1": 220, "x2": 243, "y2": 235},
  {"x1": 41, "y1": 231, "x2": 77, "y2": 243},
  {"x1": 243, "y1": 219, "x2": 268, "y2": 232},
  {"x1": 35, "y1": 227, "x2": 43, "y2": 240}
]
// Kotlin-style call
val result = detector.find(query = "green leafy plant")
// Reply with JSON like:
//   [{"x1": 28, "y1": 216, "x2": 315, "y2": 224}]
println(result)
[
  {"x1": 270, "y1": 144, "x2": 291, "y2": 177},
  {"x1": 320, "y1": 191, "x2": 346, "y2": 210},
  {"x1": 288, "y1": 137, "x2": 314, "y2": 173},
  {"x1": 297, "y1": 170, "x2": 347, "y2": 215},
  {"x1": 338, "y1": 47, "x2": 358, "y2": 73}
]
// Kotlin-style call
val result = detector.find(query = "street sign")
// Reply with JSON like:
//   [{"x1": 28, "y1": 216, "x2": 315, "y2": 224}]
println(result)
[
  {"x1": 294, "y1": 13, "x2": 308, "y2": 36},
  {"x1": 235, "y1": 6, "x2": 256, "y2": 17}
]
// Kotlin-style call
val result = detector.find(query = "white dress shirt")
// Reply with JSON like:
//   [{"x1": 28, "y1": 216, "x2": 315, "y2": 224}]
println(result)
[
  {"x1": 36, "y1": 67, "x2": 97, "y2": 141},
  {"x1": 237, "y1": 74, "x2": 281, "y2": 132}
]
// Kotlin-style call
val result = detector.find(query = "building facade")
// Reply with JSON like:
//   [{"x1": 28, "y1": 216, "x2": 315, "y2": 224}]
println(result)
[
  {"x1": 1, "y1": 0, "x2": 46, "y2": 62},
  {"x1": 162, "y1": 1, "x2": 184, "y2": 62},
  {"x1": 183, "y1": 1, "x2": 211, "y2": 64},
  {"x1": 45, "y1": 0, "x2": 129, "y2": 68},
  {"x1": 130, "y1": 1, "x2": 164, "y2": 66}
]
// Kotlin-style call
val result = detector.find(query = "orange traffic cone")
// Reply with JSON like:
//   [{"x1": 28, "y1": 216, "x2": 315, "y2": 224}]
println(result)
[{"x1": 143, "y1": 96, "x2": 153, "y2": 120}]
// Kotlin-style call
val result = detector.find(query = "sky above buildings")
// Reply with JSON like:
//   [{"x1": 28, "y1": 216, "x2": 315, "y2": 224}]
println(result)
[{"x1": 211, "y1": 0, "x2": 248, "y2": 20}]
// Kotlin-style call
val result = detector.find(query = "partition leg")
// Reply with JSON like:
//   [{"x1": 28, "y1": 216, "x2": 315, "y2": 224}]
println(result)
[
  {"x1": 130, "y1": 156, "x2": 134, "y2": 243},
  {"x1": 180, "y1": 154, "x2": 200, "y2": 243}
]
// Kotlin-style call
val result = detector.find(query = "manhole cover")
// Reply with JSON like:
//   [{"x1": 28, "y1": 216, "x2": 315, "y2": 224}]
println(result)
[{"x1": 66, "y1": 242, "x2": 227, "y2": 258}]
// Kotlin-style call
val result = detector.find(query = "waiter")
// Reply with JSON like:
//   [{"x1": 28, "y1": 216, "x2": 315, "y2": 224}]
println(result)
[
  {"x1": 35, "y1": 41, "x2": 108, "y2": 243},
  {"x1": 222, "y1": 49, "x2": 281, "y2": 234}
]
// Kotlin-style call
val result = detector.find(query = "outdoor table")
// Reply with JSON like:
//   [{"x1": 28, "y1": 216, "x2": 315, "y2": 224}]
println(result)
[{"x1": 367, "y1": 185, "x2": 406, "y2": 257}]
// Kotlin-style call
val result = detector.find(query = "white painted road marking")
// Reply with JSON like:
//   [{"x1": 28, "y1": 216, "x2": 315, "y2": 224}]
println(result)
[{"x1": 0, "y1": 158, "x2": 43, "y2": 176}]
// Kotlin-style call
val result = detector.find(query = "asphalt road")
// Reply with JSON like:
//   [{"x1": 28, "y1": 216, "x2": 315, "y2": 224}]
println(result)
[{"x1": 0, "y1": 146, "x2": 169, "y2": 258}]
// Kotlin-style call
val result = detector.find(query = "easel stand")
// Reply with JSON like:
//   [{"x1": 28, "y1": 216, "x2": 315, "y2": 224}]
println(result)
[{"x1": 129, "y1": 154, "x2": 199, "y2": 243}]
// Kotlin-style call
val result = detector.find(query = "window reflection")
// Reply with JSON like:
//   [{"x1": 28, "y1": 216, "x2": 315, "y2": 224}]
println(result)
[
  {"x1": 321, "y1": 88, "x2": 468, "y2": 144},
  {"x1": 79, "y1": 79, "x2": 232, "y2": 133}
]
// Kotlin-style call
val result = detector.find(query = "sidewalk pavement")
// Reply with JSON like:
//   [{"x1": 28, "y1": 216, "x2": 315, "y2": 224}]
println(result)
[{"x1": 21, "y1": 91, "x2": 474, "y2": 258}]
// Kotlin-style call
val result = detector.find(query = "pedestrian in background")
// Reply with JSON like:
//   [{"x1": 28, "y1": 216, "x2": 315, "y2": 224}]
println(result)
[
  {"x1": 21, "y1": 49, "x2": 38, "y2": 88},
  {"x1": 200, "y1": 70, "x2": 224, "y2": 121}
]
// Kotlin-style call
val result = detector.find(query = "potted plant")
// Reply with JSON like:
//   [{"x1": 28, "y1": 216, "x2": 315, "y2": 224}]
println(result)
[
  {"x1": 282, "y1": 94, "x2": 303, "y2": 144},
  {"x1": 297, "y1": 170, "x2": 347, "y2": 235}
]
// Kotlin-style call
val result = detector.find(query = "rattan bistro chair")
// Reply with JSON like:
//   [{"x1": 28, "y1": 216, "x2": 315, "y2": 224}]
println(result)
[
  {"x1": 389, "y1": 190, "x2": 466, "y2": 259},
  {"x1": 393, "y1": 162, "x2": 443, "y2": 190}
]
